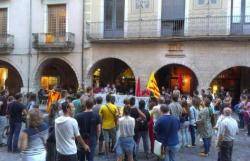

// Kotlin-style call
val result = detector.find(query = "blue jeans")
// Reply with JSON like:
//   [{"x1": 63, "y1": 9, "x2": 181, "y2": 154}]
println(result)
[
  {"x1": 238, "y1": 111, "x2": 245, "y2": 129},
  {"x1": 203, "y1": 137, "x2": 212, "y2": 154},
  {"x1": 189, "y1": 125, "x2": 196, "y2": 146},
  {"x1": 7, "y1": 122, "x2": 22, "y2": 152},
  {"x1": 163, "y1": 144, "x2": 180, "y2": 161},
  {"x1": 0, "y1": 116, "x2": 7, "y2": 144},
  {"x1": 136, "y1": 131, "x2": 149, "y2": 154},
  {"x1": 180, "y1": 123, "x2": 190, "y2": 146},
  {"x1": 116, "y1": 137, "x2": 135, "y2": 157},
  {"x1": 78, "y1": 136, "x2": 97, "y2": 161}
]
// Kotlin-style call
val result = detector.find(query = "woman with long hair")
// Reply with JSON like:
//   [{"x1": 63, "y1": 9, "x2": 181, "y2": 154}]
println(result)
[
  {"x1": 180, "y1": 100, "x2": 191, "y2": 147},
  {"x1": 196, "y1": 97, "x2": 213, "y2": 157},
  {"x1": 19, "y1": 109, "x2": 48, "y2": 161},
  {"x1": 189, "y1": 96, "x2": 200, "y2": 147}
]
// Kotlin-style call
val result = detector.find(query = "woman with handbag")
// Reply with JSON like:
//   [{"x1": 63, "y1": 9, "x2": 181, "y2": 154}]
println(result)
[
  {"x1": 19, "y1": 109, "x2": 48, "y2": 161},
  {"x1": 196, "y1": 97, "x2": 213, "y2": 157}
]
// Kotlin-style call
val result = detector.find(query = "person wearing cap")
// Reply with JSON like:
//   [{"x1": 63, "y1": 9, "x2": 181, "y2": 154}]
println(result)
[{"x1": 217, "y1": 108, "x2": 238, "y2": 161}]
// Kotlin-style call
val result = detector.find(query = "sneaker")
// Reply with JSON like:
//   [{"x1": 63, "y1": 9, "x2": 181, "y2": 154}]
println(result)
[
  {"x1": 199, "y1": 152, "x2": 209, "y2": 157},
  {"x1": 191, "y1": 144, "x2": 196, "y2": 148},
  {"x1": 186, "y1": 145, "x2": 192, "y2": 148}
]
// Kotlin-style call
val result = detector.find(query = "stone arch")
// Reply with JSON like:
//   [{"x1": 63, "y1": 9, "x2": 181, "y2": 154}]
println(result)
[
  {"x1": 34, "y1": 57, "x2": 79, "y2": 92},
  {"x1": 209, "y1": 65, "x2": 250, "y2": 104},
  {"x1": 155, "y1": 63, "x2": 199, "y2": 94},
  {"x1": 87, "y1": 57, "x2": 136, "y2": 94},
  {"x1": 0, "y1": 59, "x2": 24, "y2": 95}
]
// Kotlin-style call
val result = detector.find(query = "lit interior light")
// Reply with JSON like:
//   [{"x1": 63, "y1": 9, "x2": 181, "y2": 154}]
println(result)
[{"x1": 213, "y1": 85, "x2": 218, "y2": 94}]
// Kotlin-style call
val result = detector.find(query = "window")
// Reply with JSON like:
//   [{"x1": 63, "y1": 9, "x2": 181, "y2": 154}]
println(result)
[
  {"x1": 245, "y1": 0, "x2": 250, "y2": 21},
  {"x1": 232, "y1": 0, "x2": 242, "y2": 23},
  {"x1": 104, "y1": 0, "x2": 124, "y2": 37},
  {"x1": 47, "y1": 4, "x2": 66, "y2": 34},
  {"x1": 135, "y1": 0, "x2": 149, "y2": 9},
  {"x1": 210, "y1": 0, "x2": 217, "y2": 4},
  {"x1": 0, "y1": 8, "x2": 7, "y2": 35},
  {"x1": 197, "y1": 0, "x2": 205, "y2": 5}
]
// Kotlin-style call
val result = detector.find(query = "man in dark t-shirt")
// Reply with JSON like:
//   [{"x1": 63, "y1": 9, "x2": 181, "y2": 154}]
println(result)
[
  {"x1": 129, "y1": 97, "x2": 146, "y2": 160},
  {"x1": 7, "y1": 93, "x2": 26, "y2": 152},
  {"x1": 76, "y1": 98, "x2": 101, "y2": 161}
]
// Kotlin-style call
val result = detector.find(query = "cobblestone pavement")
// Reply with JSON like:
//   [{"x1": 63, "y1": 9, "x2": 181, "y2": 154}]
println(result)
[{"x1": 1, "y1": 130, "x2": 250, "y2": 161}]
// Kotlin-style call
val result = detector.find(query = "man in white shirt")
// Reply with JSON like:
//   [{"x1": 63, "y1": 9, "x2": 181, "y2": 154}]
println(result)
[
  {"x1": 55, "y1": 102, "x2": 89, "y2": 161},
  {"x1": 217, "y1": 108, "x2": 238, "y2": 161}
]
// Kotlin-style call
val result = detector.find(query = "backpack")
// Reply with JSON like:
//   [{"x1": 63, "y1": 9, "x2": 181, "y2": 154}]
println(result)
[{"x1": 136, "y1": 110, "x2": 150, "y2": 131}]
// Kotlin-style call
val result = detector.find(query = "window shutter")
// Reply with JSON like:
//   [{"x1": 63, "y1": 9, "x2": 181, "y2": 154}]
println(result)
[{"x1": 0, "y1": 8, "x2": 7, "y2": 35}]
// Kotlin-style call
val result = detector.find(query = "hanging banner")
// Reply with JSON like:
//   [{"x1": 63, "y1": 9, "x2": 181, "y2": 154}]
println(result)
[{"x1": 95, "y1": 94, "x2": 150, "y2": 108}]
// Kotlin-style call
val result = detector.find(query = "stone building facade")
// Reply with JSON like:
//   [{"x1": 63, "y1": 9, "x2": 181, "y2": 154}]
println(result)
[
  {"x1": 85, "y1": 0, "x2": 250, "y2": 96},
  {"x1": 0, "y1": 0, "x2": 84, "y2": 94},
  {"x1": 0, "y1": 0, "x2": 249, "y2": 97}
]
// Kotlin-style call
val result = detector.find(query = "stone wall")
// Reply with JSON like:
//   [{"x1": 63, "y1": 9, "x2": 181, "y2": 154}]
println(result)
[{"x1": 83, "y1": 41, "x2": 250, "y2": 91}]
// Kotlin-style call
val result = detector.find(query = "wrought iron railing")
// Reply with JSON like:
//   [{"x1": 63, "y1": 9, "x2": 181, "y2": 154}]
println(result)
[
  {"x1": 86, "y1": 16, "x2": 250, "y2": 40},
  {"x1": 0, "y1": 34, "x2": 14, "y2": 51},
  {"x1": 32, "y1": 32, "x2": 75, "y2": 51}
]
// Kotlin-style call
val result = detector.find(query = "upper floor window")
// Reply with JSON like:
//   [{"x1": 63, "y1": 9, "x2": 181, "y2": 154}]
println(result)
[
  {"x1": 0, "y1": 8, "x2": 7, "y2": 35},
  {"x1": 246, "y1": 0, "x2": 250, "y2": 16},
  {"x1": 196, "y1": 0, "x2": 219, "y2": 5},
  {"x1": 232, "y1": 0, "x2": 250, "y2": 23},
  {"x1": 197, "y1": 0, "x2": 205, "y2": 5},
  {"x1": 210, "y1": 0, "x2": 217, "y2": 4},
  {"x1": 47, "y1": 4, "x2": 66, "y2": 34},
  {"x1": 135, "y1": 0, "x2": 150, "y2": 9}
]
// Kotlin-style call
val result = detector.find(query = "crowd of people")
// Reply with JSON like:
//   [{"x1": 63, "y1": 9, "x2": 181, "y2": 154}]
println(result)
[{"x1": 0, "y1": 86, "x2": 249, "y2": 161}]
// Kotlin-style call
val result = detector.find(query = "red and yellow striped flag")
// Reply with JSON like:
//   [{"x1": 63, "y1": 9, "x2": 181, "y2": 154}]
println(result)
[{"x1": 146, "y1": 72, "x2": 160, "y2": 98}]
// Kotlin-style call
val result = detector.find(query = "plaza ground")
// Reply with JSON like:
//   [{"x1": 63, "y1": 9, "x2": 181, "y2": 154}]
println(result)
[{"x1": 0, "y1": 129, "x2": 250, "y2": 161}]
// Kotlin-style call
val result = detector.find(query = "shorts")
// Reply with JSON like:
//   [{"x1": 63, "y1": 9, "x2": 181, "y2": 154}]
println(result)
[
  {"x1": 116, "y1": 137, "x2": 135, "y2": 157},
  {"x1": 103, "y1": 128, "x2": 116, "y2": 143}
]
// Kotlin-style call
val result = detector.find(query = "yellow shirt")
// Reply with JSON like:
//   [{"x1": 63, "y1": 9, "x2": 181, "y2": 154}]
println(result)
[{"x1": 99, "y1": 103, "x2": 118, "y2": 129}]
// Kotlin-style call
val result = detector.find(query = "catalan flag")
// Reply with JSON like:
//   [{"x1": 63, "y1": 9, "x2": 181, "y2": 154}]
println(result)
[{"x1": 146, "y1": 72, "x2": 160, "y2": 98}]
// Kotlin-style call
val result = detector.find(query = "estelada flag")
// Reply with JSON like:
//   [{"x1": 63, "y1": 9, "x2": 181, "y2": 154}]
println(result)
[{"x1": 146, "y1": 72, "x2": 160, "y2": 98}]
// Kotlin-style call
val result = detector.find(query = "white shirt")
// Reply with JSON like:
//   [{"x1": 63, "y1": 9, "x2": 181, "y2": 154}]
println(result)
[
  {"x1": 189, "y1": 106, "x2": 199, "y2": 126},
  {"x1": 151, "y1": 104, "x2": 161, "y2": 123},
  {"x1": 118, "y1": 116, "x2": 135, "y2": 138},
  {"x1": 218, "y1": 116, "x2": 238, "y2": 142},
  {"x1": 55, "y1": 116, "x2": 80, "y2": 155}
]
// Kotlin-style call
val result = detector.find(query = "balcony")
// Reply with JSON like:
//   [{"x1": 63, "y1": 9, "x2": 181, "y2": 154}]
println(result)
[
  {"x1": 0, "y1": 34, "x2": 14, "y2": 53},
  {"x1": 86, "y1": 16, "x2": 250, "y2": 42},
  {"x1": 32, "y1": 32, "x2": 75, "y2": 52}
]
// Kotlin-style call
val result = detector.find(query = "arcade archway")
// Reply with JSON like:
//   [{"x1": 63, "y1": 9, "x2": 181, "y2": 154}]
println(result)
[
  {"x1": 89, "y1": 58, "x2": 135, "y2": 94},
  {"x1": 210, "y1": 66, "x2": 250, "y2": 104},
  {"x1": 0, "y1": 60, "x2": 23, "y2": 95},
  {"x1": 36, "y1": 58, "x2": 78, "y2": 92},
  {"x1": 155, "y1": 64, "x2": 198, "y2": 95}
]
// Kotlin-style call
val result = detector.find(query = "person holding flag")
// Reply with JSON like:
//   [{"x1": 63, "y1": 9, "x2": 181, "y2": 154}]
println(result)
[{"x1": 146, "y1": 72, "x2": 160, "y2": 98}]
